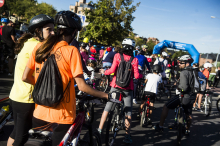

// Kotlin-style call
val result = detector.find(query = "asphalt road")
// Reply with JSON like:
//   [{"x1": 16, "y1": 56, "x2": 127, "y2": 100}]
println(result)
[{"x1": 0, "y1": 73, "x2": 220, "y2": 146}]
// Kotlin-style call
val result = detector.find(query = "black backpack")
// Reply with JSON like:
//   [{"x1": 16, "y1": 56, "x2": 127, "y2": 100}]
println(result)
[
  {"x1": 157, "y1": 58, "x2": 165, "y2": 72},
  {"x1": 116, "y1": 54, "x2": 134, "y2": 88},
  {"x1": 32, "y1": 51, "x2": 70, "y2": 107}
]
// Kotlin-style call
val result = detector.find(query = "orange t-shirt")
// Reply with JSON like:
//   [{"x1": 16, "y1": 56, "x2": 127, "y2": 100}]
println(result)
[
  {"x1": 27, "y1": 41, "x2": 83, "y2": 124},
  {"x1": 202, "y1": 68, "x2": 210, "y2": 80}
]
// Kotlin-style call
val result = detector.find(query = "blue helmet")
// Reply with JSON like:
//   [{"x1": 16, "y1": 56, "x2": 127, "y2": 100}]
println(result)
[
  {"x1": 1, "y1": 18, "x2": 9, "y2": 23},
  {"x1": 101, "y1": 46, "x2": 105, "y2": 49},
  {"x1": 93, "y1": 45, "x2": 97, "y2": 47}
]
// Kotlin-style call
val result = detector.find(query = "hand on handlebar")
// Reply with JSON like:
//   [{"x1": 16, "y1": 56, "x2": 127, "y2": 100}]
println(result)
[{"x1": 100, "y1": 69, "x2": 105, "y2": 74}]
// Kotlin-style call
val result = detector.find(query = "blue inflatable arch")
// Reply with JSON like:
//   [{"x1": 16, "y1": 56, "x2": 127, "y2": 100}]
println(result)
[{"x1": 152, "y1": 40, "x2": 200, "y2": 65}]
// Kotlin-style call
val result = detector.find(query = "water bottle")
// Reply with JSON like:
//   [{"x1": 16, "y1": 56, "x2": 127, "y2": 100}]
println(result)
[{"x1": 0, "y1": 105, "x2": 9, "y2": 122}]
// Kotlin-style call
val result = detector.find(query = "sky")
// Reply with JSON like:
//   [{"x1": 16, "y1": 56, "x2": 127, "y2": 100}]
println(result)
[{"x1": 38, "y1": 0, "x2": 220, "y2": 53}]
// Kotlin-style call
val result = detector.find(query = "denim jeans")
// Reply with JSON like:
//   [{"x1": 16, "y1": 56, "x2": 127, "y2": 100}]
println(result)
[{"x1": 103, "y1": 62, "x2": 112, "y2": 75}]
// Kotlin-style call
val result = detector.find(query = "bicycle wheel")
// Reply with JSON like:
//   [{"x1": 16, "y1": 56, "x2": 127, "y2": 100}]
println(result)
[
  {"x1": 216, "y1": 98, "x2": 220, "y2": 112},
  {"x1": 140, "y1": 105, "x2": 146, "y2": 127},
  {"x1": 98, "y1": 76, "x2": 108, "y2": 92},
  {"x1": 105, "y1": 104, "x2": 119, "y2": 146},
  {"x1": 81, "y1": 128, "x2": 102, "y2": 146},
  {"x1": 85, "y1": 102, "x2": 94, "y2": 124},
  {"x1": 177, "y1": 108, "x2": 183, "y2": 145},
  {"x1": 204, "y1": 95, "x2": 212, "y2": 117}
]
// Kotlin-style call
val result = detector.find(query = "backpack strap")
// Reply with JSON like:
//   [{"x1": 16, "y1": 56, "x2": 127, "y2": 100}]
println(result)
[
  {"x1": 120, "y1": 53, "x2": 125, "y2": 62},
  {"x1": 128, "y1": 56, "x2": 134, "y2": 63}
]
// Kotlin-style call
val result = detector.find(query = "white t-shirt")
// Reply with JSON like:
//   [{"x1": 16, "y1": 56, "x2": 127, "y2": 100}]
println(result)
[
  {"x1": 153, "y1": 57, "x2": 168, "y2": 78},
  {"x1": 144, "y1": 73, "x2": 162, "y2": 94}
]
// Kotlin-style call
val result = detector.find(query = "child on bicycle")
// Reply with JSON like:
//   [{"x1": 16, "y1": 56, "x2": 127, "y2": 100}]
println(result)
[
  {"x1": 138, "y1": 64, "x2": 162, "y2": 124},
  {"x1": 80, "y1": 42, "x2": 89, "y2": 65}
]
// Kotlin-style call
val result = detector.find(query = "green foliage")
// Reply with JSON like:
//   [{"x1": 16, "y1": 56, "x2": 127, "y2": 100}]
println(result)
[
  {"x1": 171, "y1": 50, "x2": 189, "y2": 59},
  {"x1": 0, "y1": 0, "x2": 57, "y2": 23},
  {"x1": 146, "y1": 40, "x2": 156, "y2": 55},
  {"x1": 82, "y1": 0, "x2": 140, "y2": 45}
]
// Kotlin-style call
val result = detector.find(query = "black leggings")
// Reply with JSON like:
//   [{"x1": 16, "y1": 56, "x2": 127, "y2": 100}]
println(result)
[
  {"x1": 32, "y1": 117, "x2": 72, "y2": 146},
  {"x1": 10, "y1": 99, "x2": 35, "y2": 146}
]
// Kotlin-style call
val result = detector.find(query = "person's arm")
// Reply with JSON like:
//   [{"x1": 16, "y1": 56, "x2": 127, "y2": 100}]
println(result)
[
  {"x1": 75, "y1": 74, "x2": 108, "y2": 100},
  {"x1": 104, "y1": 53, "x2": 119, "y2": 75},
  {"x1": 22, "y1": 66, "x2": 35, "y2": 85},
  {"x1": 144, "y1": 79, "x2": 148, "y2": 84},
  {"x1": 133, "y1": 58, "x2": 143, "y2": 79},
  {"x1": 11, "y1": 35, "x2": 16, "y2": 43},
  {"x1": 145, "y1": 57, "x2": 151, "y2": 71}
]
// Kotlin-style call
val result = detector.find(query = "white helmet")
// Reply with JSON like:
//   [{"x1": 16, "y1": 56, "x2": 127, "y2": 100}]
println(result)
[
  {"x1": 141, "y1": 45, "x2": 148, "y2": 49},
  {"x1": 136, "y1": 46, "x2": 140, "y2": 50},
  {"x1": 178, "y1": 55, "x2": 193, "y2": 63},
  {"x1": 204, "y1": 62, "x2": 212, "y2": 68},
  {"x1": 122, "y1": 38, "x2": 135, "y2": 50},
  {"x1": 9, "y1": 16, "x2": 17, "y2": 24},
  {"x1": 162, "y1": 52, "x2": 168, "y2": 57}
]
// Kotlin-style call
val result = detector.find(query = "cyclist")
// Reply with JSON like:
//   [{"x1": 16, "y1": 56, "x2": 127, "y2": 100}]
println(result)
[
  {"x1": 153, "y1": 51, "x2": 168, "y2": 93},
  {"x1": 102, "y1": 47, "x2": 115, "y2": 71},
  {"x1": 99, "y1": 46, "x2": 105, "y2": 60},
  {"x1": 192, "y1": 63, "x2": 207, "y2": 112},
  {"x1": 133, "y1": 46, "x2": 140, "y2": 57},
  {"x1": 141, "y1": 44, "x2": 148, "y2": 52},
  {"x1": 133, "y1": 50, "x2": 151, "y2": 104},
  {"x1": 138, "y1": 64, "x2": 162, "y2": 124},
  {"x1": 154, "y1": 55, "x2": 195, "y2": 135},
  {"x1": 98, "y1": 38, "x2": 142, "y2": 144},
  {"x1": 7, "y1": 14, "x2": 55, "y2": 146},
  {"x1": 22, "y1": 11, "x2": 111, "y2": 146},
  {"x1": 80, "y1": 42, "x2": 89, "y2": 65},
  {"x1": 0, "y1": 18, "x2": 9, "y2": 36},
  {"x1": 1, "y1": 16, "x2": 17, "y2": 76}
]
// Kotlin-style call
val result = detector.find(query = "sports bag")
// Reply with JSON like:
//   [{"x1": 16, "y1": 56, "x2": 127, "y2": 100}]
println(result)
[
  {"x1": 32, "y1": 51, "x2": 70, "y2": 107},
  {"x1": 116, "y1": 53, "x2": 134, "y2": 88},
  {"x1": 157, "y1": 58, "x2": 165, "y2": 72}
]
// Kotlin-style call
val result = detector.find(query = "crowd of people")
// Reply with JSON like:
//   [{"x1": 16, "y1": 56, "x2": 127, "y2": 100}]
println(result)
[{"x1": 0, "y1": 10, "x2": 219, "y2": 146}]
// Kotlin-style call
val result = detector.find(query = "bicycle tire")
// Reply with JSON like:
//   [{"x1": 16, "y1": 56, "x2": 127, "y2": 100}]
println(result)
[
  {"x1": 177, "y1": 108, "x2": 183, "y2": 145},
  {"x1": 205, "y1": 95, "x2": 212, "y2": 117},
  {"x1": 216, "y1": 98, "x2": 220, "y2": 112},
  {"x1": 98, "y1": 76, "x2": 108, "y2": 92},
  {"x1": 81, "y1": 128, "x2": 102, "y2": 146},
  {"x1": 105, "y1": 104, "x2": 119, "y2": 146},
  {"x1": 85, "y1": 103, "x2": 94, "y2": 124},
  {"x1": 140, "y1": 105, "x2": 146, "y2": 127}
]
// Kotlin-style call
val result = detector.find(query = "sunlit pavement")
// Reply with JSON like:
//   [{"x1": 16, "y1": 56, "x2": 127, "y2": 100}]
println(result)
[{"x1": 0, "y1": 73, "x2": 220, "y2": 146}]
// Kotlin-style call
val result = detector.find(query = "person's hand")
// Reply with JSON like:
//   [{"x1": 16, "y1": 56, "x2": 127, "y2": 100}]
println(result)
[{"x1": 100, "y1": 69, "x2": 105, "y2": 74}]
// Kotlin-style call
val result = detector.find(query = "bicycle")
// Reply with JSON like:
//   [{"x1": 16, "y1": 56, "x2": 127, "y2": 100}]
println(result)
[
  {"x1": 195, "y1": 89, "x2": 213, "y2": 117},
  {"x1": 26, "y1": 95, "x2": 102, "y2": 146},
  {"x1": 105, "y1": 89, "x2": 125, "y2": 146},
  {"x1": 0, "y1": 97, "x2": 12, "y2": 133},
  {"x1": 139, "y1": 94, "x2": 151, "y2": 127},
  {"x1": 168, "y1": 92, "x2": 186, "y2": 146},
  {"x1": 97, "y1": 66, "x2": 112, "y2": 92}
]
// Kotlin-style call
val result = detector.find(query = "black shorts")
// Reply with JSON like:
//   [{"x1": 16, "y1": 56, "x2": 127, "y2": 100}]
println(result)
[
  {"x1": 165, "y1": 95, "x2": 193, "y2": 115},
  {"x1": 32, "y1": 117, "x2": 72, "y2": 146},
  {"x1": 142, "y1": 91, "x2": 156, "y2": 103}
]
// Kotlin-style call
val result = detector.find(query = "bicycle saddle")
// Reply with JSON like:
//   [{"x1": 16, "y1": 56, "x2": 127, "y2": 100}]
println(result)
[{"x1": 29, "y1": 123, "x2": 58, "y2": 138}]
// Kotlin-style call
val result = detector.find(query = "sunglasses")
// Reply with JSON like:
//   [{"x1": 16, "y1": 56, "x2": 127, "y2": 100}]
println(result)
[{"x1": 178, "y1": 62, "x2": 185, "y2": 65}]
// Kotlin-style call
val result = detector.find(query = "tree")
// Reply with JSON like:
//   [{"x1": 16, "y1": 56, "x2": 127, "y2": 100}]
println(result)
[
  {"x1": 146, "y1": 40, "x2": 156, "y2": 55},
  {"x1": 171, "y1": 50, "x2": 189, "y2": 59},
  {"x1": 82, "y1": 0, "x2": 140, "y2": 45}
]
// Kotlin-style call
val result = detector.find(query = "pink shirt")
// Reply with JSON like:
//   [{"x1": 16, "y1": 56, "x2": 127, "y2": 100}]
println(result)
[
  {"x1": 99, "y1": 50, "x2": 104, "y2": 59},
  {"x1": 80, "y1": 51, "x2": 89, "y2": 64},
  {"x1": 105, "y1": 53, "x2": 142, "y2": 90}
]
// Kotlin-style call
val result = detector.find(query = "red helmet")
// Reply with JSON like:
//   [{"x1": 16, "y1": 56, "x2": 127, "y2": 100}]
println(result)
[
  {"x1": 91, "y1": 54, "x2": 95, "y2": 58},
  {"x1": 147, "y1": 58, "x2": 152, "y2": 63},
  {"x1": 107, "y1": 47, "x2": 112, "y2": 52},
  {"x1": 167, "y1": 64, "x2": 171, "y2": 68}
]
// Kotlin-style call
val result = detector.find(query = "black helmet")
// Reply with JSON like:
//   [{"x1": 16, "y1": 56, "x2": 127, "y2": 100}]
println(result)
[
  {"x1": 152, "y1": 64, "x2": 161, "y2": 73},
  {"x1": 55, "y1": 11, "x2": 82, "y2": 30},
  {"x1": 28, "y1": 14, "x2": 54, "y2": 33},
  {"x1": 87, "y1": 58, "x2": 97, "y2": 67}
]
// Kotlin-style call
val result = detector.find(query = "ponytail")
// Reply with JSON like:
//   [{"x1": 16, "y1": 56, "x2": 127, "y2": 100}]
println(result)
[
  {"x1": 14, "y1": 33, "x2": 33, "y2": 54},
  {"x1": 35, "y1": 35, "x2": 59, "y2": 63}
]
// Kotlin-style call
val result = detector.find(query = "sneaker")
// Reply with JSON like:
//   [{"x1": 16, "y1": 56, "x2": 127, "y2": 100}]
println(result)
[
  {"x1": 147, "y1": 118, "x2": 152, "y2": 125},
  {"x1": 197, "y1": 108, "x2": 203, "y2": 112},
  {"x1": 97, "y1": 128, "x2": 102, "y2": 135},
  {"x1": 192, "y1": 107, "x2": 197, "y2": 111},
  {"x1": 133, "y1": 99, "x2": 137, "y2": 104},
  {"x1": 8, "y1": 73, "x2": 13, "y2": 76},
  {"x1": 136, "y1": 113, "x2": 141, "y2": 120},
  {"x1": 123, "y1": 134, "x2": 132, "y2": 144},
  {"x1": 153, "y1": 124, "x2": 164, "y2": 132},
  {"x1": 185, "y1": 130, "x2": 190, "y2": 135}
]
